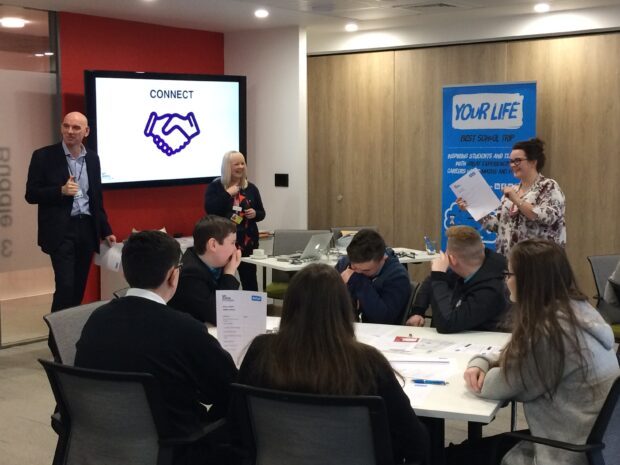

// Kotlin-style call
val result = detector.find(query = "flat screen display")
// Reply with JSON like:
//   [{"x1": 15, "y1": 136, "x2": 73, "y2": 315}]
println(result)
[{"x1": 84, "y1": 70, "x2": 246, "y2": 189}]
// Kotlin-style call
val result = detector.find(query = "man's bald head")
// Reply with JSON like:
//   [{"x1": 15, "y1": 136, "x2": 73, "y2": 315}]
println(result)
[{"x1": 61, "y1": 112, "x2": 90, "y2": 153}]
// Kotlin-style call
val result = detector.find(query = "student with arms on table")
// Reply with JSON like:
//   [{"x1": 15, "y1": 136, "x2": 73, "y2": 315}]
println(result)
[
  {"x1": 169, "y1": 215, "x2": 241, "y2": 325},
  {"x1": 460, "y1": 239, "x2": 619, "y2": 465},
  {"x1": 236, "y1": 263, "x2": 430, "y2": 465},
  {"x1": 335, "y1": 229, "x2": 411, "y2": 324},
  {"x1": 76, "y1": 231, "x2": 237, "y2": 465},
  {"x1": 406, "y1": 225, "x2": 509, "y2": 333}
]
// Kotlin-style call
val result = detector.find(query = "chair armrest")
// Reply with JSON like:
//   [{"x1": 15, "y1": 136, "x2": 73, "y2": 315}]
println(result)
[
  {"x1": 160, "y1": 418, "x2": 227, "y2": 446},
  {"x1": 506, "y1": 431, "x2": 603, "y2": 453}
]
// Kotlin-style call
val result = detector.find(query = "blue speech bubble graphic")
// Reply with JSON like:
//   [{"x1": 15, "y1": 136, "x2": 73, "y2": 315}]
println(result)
[
  {"x1": 144, "y1": 111, "x2": 200, "y2": 156},
  {"x1": 443, "y1": 202, "x2": 495, "y2": 246}
]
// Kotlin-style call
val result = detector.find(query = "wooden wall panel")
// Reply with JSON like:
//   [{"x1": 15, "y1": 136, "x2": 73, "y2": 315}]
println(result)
[
  {"x1": 507, "y1": 34, "x2": 620, "y2": 295},
  {"x1": 308, "y1": 52, "x2": 396, "y2": 243},
  {"x1": 308, "y1": 32, "x2": 620, "y2": 295}
]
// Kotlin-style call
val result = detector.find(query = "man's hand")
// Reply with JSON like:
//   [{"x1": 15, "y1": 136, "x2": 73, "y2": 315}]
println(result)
[
  {"x1": 340, "y1": 267, "x2": 355, "y2": 284},
  {"x1": 105, "y1": 235, "x2": 117, "y2": 247},
  {"x1": 405, "y1": 314, "x2": 425, "y2": 327},
  {"x1": 431, "y1": 251, "x2": 450, "y2": 272},
  {"x1": 245, "y1": 208, "x2": 257, "y2": 219},
  {"x1": 223, "y1": 249, "x2": 242, "y2": 275},
  {"x1": 464, "y1": 367, "x2": 486, "y2": 393},
  {"x1": 61, "y1": 175, "x2": 79, "y2": 196}
]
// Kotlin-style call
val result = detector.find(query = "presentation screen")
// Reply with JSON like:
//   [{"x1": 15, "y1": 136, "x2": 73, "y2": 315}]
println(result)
[{"x1": 84, "y1": 70, "x2": 246, "y2": 189}]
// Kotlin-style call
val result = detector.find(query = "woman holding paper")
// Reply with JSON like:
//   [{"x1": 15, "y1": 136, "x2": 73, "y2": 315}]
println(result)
[
  {"x1": 205, "y1": 150, "x2": 266, "y2": 291},
  {"x1": 457, "y1": 138, "x2": 565, "y2": 255},
  {"x1": 237, "y1": 263, "x2": 430, "y2": 464},
  {"x1": 462, "y1": 239, "x2": 619, "y2": 465}
]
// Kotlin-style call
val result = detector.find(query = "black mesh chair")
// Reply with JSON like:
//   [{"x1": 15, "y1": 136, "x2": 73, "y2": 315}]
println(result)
[
  {"x1": 507, "y1": 376, "x2": 620, "y2": 465},
  {"x1": 587, "y1": 254, "x2": 620, "y2": 305},
  {"x1": 39, "y1": 359, "x2": 225, "y2": 465},
  {"x1": 232, "y1": 383, "x2": 396, "y2": 465}
]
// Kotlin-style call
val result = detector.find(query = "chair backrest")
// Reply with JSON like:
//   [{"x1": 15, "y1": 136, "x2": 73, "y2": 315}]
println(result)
[
  {"x1": 39, "y1": 359, "x2": 172, "y2": 465},
  {"x1": 272, "y1": 229, "x2": 331, "y2": 256},
  {"x1": 232, "y1": 383, "x2": 393, "y2": 465},
  {"x1": 587, "y1": 376, "x2": 620, "y2": 465},
  {"x1": 587, "y1": 255, "x2": 620, "y2": 302},
  {"x1": 43, "y1": 301, "x2": 109, "y2": 365},
  {"x1": 609, "y1": 279, "x2": 620, "y2": 302},
  {"x1": 401, "y1": 280, "x2": 420, "y2": 324}
]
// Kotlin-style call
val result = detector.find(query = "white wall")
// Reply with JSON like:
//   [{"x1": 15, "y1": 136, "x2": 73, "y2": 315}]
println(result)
[
  {"x1": 308, "y1": 4, "x2": 620, "y2": 55},
  {"x1": 225, "y1": 27, "x2": 308, "y2": 231}
]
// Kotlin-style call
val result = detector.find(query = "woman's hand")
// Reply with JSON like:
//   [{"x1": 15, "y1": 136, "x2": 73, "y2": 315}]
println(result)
[
  {"x1": 245, "y1": 208, "x2": 257, "y2": 219},
  {"x1": 455, "y1": 197, "x2": 468, "y2": 211},
  {"x1": 464, "y1": 367, "x2": 486, "y2": 393},
  {"x1": 226, "y1": 185, "x2": 240, "y2": 196}
]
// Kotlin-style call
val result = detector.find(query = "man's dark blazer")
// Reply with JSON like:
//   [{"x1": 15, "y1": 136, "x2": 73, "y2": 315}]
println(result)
[{"x1": 25, "y1": 142, "x2": 112, "y2": 254}]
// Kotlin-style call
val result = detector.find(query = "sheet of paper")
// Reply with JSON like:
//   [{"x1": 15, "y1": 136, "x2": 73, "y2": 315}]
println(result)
[
  {"x1": 94, "y1": 242, "x2": 123, "y2": 272},
  {"x1": 449, "y1": 168, "x2": 501, "y2": 220},
  {"x1": 410, "y1": 338, "x2": 455, "y2": 353},
  {"x1": 444, "y1": 343, "x2": 502, "y2": 355},
  {"x1": 387, "y1": 357, "x2": 456, "y2": 380},
  {"x1": 216, "y1": 290, "x2": 267, "y2": 366}
]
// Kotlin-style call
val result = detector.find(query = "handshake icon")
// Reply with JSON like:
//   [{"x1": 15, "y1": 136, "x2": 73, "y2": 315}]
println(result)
[{"x1": 144, "y1": 111, "x2": 201, "y2": 156}]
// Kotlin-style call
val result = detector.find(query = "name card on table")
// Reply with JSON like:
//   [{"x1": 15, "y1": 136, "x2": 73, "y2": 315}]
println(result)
[{"x1": 216, "y1": 290, "x2": 267, "y2": 366}]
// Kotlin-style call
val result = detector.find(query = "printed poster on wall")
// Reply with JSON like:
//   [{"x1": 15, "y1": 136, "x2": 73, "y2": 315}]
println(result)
[{"x1": 441, "y1": 82, "x2": 537, "y2": 250}]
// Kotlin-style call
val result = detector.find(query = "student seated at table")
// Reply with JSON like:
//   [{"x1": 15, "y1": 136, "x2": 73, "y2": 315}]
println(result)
[
  {"x1": 335, "y1": 229, "x2": 411, "y2": 324},
  {"x1": 168, "y1": 215, "x2": 241, "y2": 325},
  {"x1": 76, "y1": 230, "x2": 238, "y2": 465},
  {"x1": 237, "y1": 263, "x2": 430, "y2": 464},
  {"x1": 406, "y1": 225, "x2": 509, "y2": 333},
  {"x1": 460, "y1": 239, "x2": 620, "y2": 465}
]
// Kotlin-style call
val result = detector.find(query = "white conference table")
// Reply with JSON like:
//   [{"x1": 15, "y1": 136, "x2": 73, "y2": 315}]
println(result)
[
  {"x1": 241, "y1": 247, "x2": 436, "y2": 272},
  {"x1": 210, "y1": 316, "x2": 511, "y2": 429},
  {"x1": 242, "y1": 247, "x2": 436, "y2": 291}
]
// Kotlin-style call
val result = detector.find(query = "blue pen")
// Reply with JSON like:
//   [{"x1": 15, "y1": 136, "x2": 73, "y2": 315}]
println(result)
[{"x1": 412, "y1": 379, "x2": 449, "y2": 386}]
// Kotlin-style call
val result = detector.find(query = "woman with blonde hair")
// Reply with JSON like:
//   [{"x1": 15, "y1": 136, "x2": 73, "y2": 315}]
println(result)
[
  {"x1": 238, "y1": 263, "x2": 430, "y2": 464},
  {"x1": 205, "y1": 151, "x2": 265, "y2": 291},
  {"x1": 462, "y1": 239, "x2": 619, "y2": 465}
]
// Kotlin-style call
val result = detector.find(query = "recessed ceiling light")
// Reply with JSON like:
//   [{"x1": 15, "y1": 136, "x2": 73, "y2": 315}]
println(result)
[
  {"x1": 255, "y1": 8, "x2": 269, "y2": 19},
  {"x1": 0, "y1": 17, "x2": 27, "y2": 28},
  {"x1": 534, "y1": 3, "x2": 550, "y2": 13},
  {"x1": 44, "y1": 52, "x2": 54, "y2": 56},
  {"x1": 345, "y1": 23, "x2": 358, "y2": 32},
  {"x1": 34, "y1": 53, "x2": 45, "y2": 57}
]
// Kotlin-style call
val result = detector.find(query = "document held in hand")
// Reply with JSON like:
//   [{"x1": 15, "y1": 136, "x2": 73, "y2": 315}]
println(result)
[
  {"x1": 450, "y1": 168, "x2": 501, "y2": 221},
  {"x1": 216, "y1": 290, "x2": 267, "y2": 366}
]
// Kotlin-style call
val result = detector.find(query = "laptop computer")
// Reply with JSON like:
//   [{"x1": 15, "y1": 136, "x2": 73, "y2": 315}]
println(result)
[{"x1": 276, "y1": 232, "x2": 334, "y2": 262}]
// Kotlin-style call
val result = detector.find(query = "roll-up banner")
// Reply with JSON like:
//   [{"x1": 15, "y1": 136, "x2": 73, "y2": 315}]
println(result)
[{"x1": 441, "y1": 82, "x2": 537, "y2": 250}]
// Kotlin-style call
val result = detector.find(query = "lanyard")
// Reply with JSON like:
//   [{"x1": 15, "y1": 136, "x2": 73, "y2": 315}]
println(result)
[{"x1": 67, "y1": 156, "x2": 85, "y2": 182}]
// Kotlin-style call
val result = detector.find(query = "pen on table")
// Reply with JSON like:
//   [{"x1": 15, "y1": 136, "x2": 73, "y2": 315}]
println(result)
[{"x1": 412, "y1": 379, "x2": 449, "y2": 386}]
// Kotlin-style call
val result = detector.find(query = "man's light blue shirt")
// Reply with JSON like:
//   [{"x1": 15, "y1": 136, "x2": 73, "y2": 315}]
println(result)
[{"x1": 63, "y1": 141, "x2": 90, "y2": 216}]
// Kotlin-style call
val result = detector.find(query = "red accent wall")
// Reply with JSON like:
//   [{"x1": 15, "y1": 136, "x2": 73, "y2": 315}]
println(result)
[{"x1": 57, "y1": 12, "x2": 224, "y2": 302}]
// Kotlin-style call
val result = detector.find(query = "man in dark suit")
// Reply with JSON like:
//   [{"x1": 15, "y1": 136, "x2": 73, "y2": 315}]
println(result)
[
  {"x1": 75, "y1": 230, "x2": 237, "y2": 464},
  {"x1": 168, "y1": 215, "x2": 241, "y2": 325},
  {"x1": 25, "y1": 112, "x2": 115, "y2": 312}
]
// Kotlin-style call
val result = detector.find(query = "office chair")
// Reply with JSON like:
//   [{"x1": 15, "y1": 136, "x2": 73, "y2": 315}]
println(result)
[
  {"x1": 506, "y1": 376, "x2": 620, "y2": 465},
  {"x1": 39, "y1": 359, "x2": 225, "y2": 465},
  {"x1": 586, "y1": 254, "x2": 620, "y2": 306},
  {"x1": 231, "y1": 383, "x2": 398, "y2": 465}
]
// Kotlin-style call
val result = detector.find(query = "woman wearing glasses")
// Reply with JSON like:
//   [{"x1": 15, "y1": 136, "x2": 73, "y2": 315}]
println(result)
[
  {"x1": 457, "y1": 138, "x2": 565, "y2": 256},
  {"x1": 460, "y1": 239, "x2": 619, "y2": 465}
]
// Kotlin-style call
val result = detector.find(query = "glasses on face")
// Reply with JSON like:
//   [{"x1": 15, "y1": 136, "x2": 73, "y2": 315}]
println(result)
[
  {"x1": 508, "y1": 158, "x2": 527, "y2": 167},
  {"x1": 503, "y1": 271, "x2": 515, "y2": 279}
]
